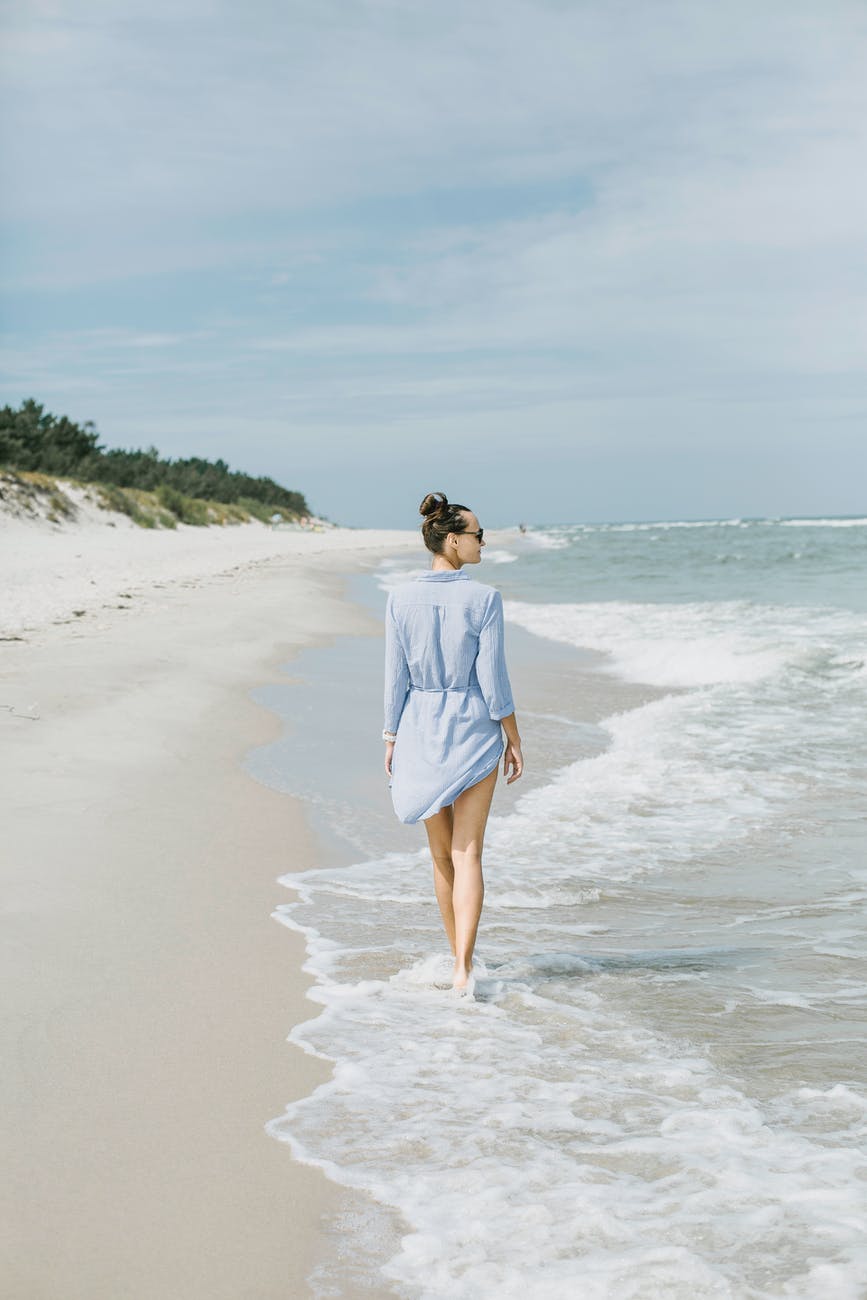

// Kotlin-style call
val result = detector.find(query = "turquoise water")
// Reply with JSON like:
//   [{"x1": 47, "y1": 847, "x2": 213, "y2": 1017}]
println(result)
[
  {"x1": 255, "y1": 517, "x2": 867, "y2": 1299},
  {"x1": 495, "y1": 517, "x2": 867, "y2": 610}
]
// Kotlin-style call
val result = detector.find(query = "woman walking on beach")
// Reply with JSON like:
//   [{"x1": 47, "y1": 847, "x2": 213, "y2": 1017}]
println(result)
[{"x1": 383, "y1": 493, "x2": 523, "y2": 990}]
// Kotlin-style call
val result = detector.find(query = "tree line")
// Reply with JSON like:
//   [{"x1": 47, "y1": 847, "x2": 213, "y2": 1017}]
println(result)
[{"x1": 0, "y1": 398, "x2": 311, "y2": 516}]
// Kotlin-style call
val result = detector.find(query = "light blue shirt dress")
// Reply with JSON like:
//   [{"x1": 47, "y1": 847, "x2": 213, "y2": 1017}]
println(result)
[{"x1": 384, "y1": 569, "x2": 515, "y2": 824}]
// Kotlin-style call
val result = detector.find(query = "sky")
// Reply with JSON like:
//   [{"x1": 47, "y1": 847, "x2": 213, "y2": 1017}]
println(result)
[{"x1": 1, "y1": 0, "x2": 866, "y2": 527}]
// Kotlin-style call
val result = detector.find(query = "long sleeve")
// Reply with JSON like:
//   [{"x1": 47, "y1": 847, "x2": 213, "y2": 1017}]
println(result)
[
  {"x1": 384, "y1": 592, "x2": 410, "y2": 733},
  {"x1": 475, "y1": 590, "x2": 515, "y2": 721}
]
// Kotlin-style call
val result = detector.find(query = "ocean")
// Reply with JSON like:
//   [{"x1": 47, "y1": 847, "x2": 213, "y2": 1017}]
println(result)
[{"x1": 246, "y1": 517, "x2": 867, "y2": 1299}]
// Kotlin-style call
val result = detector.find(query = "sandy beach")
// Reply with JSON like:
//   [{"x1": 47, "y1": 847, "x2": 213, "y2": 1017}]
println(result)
[{"x1": 1, "y1": 515, "x2": 417, "y2": 1299}]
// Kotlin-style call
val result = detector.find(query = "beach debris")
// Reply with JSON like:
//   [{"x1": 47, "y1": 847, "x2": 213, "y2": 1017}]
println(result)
[{"x1": 0, "y1": 700, "x2": 40, "y2": 721}]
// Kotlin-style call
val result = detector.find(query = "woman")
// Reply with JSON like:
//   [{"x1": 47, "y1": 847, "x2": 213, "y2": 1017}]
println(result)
[{"x1": 383, "y1": 492, "x2": 524, "y2": 990}]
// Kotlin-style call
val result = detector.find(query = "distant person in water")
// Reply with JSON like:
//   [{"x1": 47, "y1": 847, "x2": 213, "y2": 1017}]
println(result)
[{"x1": 383, "y1": 492, "x2": 524, "y2": 990}]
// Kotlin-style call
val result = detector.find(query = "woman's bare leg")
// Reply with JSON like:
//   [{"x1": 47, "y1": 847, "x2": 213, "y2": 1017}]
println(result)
[
  {"x1": 423, "y1": 803, "x2": 456, "y2": 955},
  {"x1": 450, "y1": 766, "x2": 498, "y2": 987}
]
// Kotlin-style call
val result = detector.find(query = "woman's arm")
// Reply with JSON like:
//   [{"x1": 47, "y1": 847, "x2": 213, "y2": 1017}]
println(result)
[
  {"x1": 384, "y1": 593, "x2": 409, "y2": 775},
  {"x1": 476, "y1": 591, "x2": 522, "y2": 783},
  {"x1": 475, "y1": 590, "x2": 515, "y2": 721},
  {"x1": 497, "y1": 712, "x2": 523, "y2": 784}
]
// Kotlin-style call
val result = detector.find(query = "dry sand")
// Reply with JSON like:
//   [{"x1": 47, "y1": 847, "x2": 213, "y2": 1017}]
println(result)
[{"x1": 1, "y1": 518, "x2": 418, "y2": 1299}]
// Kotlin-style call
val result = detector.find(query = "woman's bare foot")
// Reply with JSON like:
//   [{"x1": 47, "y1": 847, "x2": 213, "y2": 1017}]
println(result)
[{"x1": 453, "y1": 963, "x2": 472, "y2": 990}]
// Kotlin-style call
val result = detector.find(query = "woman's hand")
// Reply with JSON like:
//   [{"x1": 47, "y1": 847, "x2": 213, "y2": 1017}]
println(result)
[
  {"x1": 384, "y1": 740, "x2": 395, "y2": 777},
  {"x1": 503, "y1": 741, "x2": 523, "y2": 784}
]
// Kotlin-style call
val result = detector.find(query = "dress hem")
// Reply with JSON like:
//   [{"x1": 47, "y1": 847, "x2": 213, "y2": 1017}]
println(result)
[{"x1": 401, "y1": 745, "x2": 503, "y2": 825}]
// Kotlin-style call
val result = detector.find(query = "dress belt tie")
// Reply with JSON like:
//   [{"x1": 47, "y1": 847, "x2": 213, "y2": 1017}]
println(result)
[{"x1": 409, "y1": 685, "x2": 470, "y2": 693}]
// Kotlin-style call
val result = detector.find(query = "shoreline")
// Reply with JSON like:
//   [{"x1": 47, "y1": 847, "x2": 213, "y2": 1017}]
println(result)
[
  {"x1": 243, "y1": 561, "x2": 670, "y2": 1293},
  {"x1": 1, "y1": 529, "x2": 417, "y2": 1299}
]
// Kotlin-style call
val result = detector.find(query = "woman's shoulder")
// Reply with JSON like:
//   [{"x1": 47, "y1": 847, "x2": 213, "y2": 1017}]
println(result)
[{"x1": 386, "y1": 573, "x2": 501, "y2": 606}]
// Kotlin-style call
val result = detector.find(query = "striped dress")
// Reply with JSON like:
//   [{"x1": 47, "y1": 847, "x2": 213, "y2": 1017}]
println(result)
[{"x1": 384, "y1": 569, "x2": 515, "y2": 824}]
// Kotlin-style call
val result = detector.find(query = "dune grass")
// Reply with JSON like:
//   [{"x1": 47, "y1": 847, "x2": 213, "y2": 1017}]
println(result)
[{"x1": 0, "y1": 468, "x2": 301, "y2": 529}]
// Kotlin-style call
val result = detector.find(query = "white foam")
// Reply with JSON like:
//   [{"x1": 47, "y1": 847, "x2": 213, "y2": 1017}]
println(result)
[
  {"x1": 504, "y1": 597, "x2": 867, "y2": 689},
  {"x1": 269, "y1": 868, "x2": 867, "y2": 1298},
  {"x1": 515, "y1": 516, "x2": 867, "y2": 534},
  {"x1": 375, "y1": 561, "x2": 431, "y2": 590},
  {"x1": 779, "y1": 517, "x2": 867, "y2": 528},
  {"x1": 518, "y1": 529, "x2": 571, "y2": 548},
  {"x1": 480, "y1": 548, "x2": 518, "y2": 563},
  {"x1": 481, "y1": 690, "x2": 799, "y2": 892},
  {"x1": 590, "y1": 517, "x2": 748, "y2": 531}
]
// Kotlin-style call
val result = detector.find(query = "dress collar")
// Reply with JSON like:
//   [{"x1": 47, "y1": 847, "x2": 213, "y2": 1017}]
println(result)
[{"x1": 417, "y1": 569, "x2": 470, "y2": 581}]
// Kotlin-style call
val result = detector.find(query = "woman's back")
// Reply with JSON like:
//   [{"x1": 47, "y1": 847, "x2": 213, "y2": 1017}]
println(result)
[
  {"x1": 385, "y1": 569, "x2": 514, "y2": 719},
  {"x1": 384, "y1": 568, "x2": 514, "y2": 824}
]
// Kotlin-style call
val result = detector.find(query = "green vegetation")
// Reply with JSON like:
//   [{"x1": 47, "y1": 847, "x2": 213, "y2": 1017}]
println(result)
[
  {"x1": 0, "y1": 466, "x2": 305, "y2": 530},
  {"x1": 96, "y1": 481, "x2": 173, "y2": 528},
  {"x1": 0, "y1": 398, "x2": 311, "y2": 523}
]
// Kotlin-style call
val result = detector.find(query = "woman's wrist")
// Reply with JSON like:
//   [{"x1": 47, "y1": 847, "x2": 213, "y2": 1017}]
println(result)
[{"x1": 383, "y1": 729, "x2": 397, "y2": 742}]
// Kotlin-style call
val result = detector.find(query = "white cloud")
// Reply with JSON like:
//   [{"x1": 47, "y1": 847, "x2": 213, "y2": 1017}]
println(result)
[
  {"x1": 3, "y1": 0, "x2": 860, "y2": 224},
  {"x1": 1, "y1": 0, "x2": 866, "y2": 520}
]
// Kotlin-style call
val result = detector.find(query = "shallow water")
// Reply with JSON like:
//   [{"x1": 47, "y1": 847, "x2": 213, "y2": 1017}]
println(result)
[{"x1": 248, "y1": 519, "x2": 867, "y2": 1299}]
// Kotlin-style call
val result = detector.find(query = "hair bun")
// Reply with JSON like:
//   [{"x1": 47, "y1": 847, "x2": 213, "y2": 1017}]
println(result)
[
  {"x1": 419, "y1": 491, "x2": 449, "y2": 519},
  {"x1": 418, "y1": 491, "x2": 471, "y2": 555}
]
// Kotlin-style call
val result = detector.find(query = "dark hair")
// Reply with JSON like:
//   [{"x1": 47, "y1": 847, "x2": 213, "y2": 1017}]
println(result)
[{"x1": 419, "y1": 491, "x2": 472, "y2": 555}]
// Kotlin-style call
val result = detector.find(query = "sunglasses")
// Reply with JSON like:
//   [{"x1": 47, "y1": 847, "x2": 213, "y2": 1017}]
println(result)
[{"x1": 462, "y1": 528, "x2": 484, "y2": 542}]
